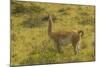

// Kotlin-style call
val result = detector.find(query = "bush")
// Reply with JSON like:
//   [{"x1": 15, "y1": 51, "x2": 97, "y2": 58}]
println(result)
[{"x1": 11, "y1": 1, "x2": 44, "y2": 15}]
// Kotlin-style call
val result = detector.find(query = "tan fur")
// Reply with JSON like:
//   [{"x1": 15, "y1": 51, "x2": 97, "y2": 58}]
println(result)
[{"x1": 47, "y1": 14, "x2": 84, "y2": 54}]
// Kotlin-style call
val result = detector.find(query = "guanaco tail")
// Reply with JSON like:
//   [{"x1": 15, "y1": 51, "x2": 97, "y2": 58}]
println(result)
[{"x1": 47, "y1": 14, "x2": 84, "y2": 54}]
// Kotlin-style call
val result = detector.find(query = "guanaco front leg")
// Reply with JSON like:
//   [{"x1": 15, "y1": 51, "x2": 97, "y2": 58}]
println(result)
[{"x1": 54, "y1": 40, "x2": 62, "y2": 53}]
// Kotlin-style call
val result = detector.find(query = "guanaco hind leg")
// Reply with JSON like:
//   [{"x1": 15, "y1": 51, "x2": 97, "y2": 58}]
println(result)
[
  {"x1": 76, "y1": 41, "x2": 80, "y2": 54},
  {"x1": 72, "y1": 41, "x2": 80, "y2": 55},
  {"x1": 72, "y1": 44, "x2": 77, "y2": 54}
]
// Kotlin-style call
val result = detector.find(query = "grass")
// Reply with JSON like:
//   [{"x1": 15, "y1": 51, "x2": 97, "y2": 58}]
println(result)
[{"x1": 11, "y1": 1, "x2": 95, "y2": 66}]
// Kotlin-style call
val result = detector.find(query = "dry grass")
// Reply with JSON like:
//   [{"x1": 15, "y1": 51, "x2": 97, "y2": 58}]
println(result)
[{"x1": 11, "y1": 1, "x2": 95, "y2": 66}]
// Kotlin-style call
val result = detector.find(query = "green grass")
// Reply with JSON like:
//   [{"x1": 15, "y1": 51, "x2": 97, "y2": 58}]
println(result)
[{"x1": 11, "y1": 1, "x2": 95, "y2": 66}]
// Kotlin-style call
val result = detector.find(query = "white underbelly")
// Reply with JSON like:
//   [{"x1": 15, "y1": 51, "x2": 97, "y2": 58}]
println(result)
[{"x1": 59, "y1": 37, "x2": 72, "y2": 45}]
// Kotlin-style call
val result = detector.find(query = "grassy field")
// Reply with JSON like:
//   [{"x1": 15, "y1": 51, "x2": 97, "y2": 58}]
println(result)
[{"x1": 11, "y1": 1, "x2": 95, "y2": 66}]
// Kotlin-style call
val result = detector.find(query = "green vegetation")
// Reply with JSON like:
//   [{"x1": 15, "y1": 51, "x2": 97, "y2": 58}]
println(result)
[{"x1": 11, "y1": 1, "x2": 95, "y2": 66}]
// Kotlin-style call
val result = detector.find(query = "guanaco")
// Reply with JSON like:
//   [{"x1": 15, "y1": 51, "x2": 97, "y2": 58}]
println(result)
[{"x1": 47, "y1": 14, "x2": 84, "y2": 54}]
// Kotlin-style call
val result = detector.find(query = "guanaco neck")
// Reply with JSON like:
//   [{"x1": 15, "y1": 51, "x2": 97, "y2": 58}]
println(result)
[{"x1": 48, "y1": 15, "x2": 53, "y2": 36}]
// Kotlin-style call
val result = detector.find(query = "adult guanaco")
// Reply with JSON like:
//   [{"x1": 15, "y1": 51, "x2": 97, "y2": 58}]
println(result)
[{"x1": 47, "y1": 14, "x2": 84, "y2": 54}]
